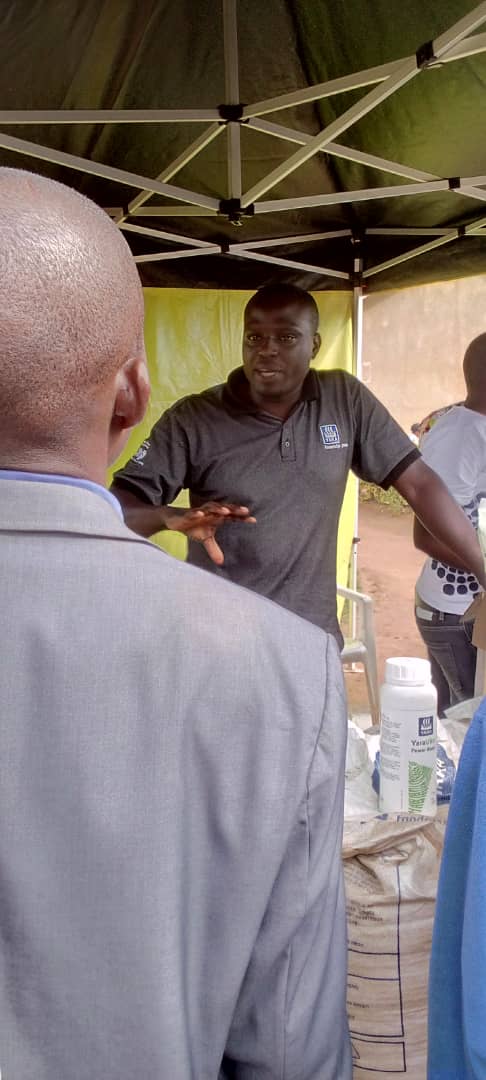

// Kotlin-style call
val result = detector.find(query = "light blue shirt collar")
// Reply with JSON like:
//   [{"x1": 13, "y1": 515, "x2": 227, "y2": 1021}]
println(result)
[{"x1": 0, "y1": 470, "x2": 122, "y2": 517}]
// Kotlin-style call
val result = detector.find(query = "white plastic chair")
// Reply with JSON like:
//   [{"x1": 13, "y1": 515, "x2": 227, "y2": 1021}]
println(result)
[{"x1": 338, "y1": 585, "x2": 380, "y2": 726}]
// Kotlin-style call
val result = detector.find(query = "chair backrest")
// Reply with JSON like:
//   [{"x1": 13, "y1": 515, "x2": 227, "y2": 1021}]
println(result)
[{"x1": 337, "y1": 585, "x2": 380, "y2": 726}]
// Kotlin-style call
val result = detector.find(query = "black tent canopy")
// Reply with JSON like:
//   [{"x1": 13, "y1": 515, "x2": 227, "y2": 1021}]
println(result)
[{"x1": 2, "y1": 0, "x2": 486, "y2": 291}]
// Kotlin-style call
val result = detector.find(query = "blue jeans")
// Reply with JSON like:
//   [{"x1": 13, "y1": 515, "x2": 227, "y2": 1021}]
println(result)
[{"x1": 415, "y1": 599, "x2": 476, "y2": 717}]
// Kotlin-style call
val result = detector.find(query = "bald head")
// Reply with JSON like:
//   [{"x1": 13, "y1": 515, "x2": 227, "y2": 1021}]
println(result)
[{"x1": 0, "y1": 168, "x2": 145, "y2": 454}]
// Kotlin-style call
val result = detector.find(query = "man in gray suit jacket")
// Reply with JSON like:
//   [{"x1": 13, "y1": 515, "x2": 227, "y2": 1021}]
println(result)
[{"x1": 0, "y1": 167, "x2": 351, "y2": 1079}]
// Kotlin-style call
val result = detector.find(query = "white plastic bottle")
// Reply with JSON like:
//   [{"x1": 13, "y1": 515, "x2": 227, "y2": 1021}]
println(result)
[{"x1": 379, "y1": 657, "x2": 437, "y2": 816}]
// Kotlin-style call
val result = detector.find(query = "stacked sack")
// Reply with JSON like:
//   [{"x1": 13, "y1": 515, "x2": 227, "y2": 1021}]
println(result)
[{"x1": 343, "y1": 711, "x2": 469, "y2": 1079}]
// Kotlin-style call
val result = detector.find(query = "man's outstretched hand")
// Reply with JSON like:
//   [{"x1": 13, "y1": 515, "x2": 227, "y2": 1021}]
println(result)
[{"x1": 164, "y1": 502, "x2": 256, "y2": 565}]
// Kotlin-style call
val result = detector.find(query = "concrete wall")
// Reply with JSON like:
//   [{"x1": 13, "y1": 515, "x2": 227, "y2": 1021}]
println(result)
[{"x1": 362, "y1": 275, "x2": 486, "y2": 435}]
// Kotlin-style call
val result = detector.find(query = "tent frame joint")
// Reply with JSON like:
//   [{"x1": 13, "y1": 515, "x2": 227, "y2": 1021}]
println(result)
[
  {"x1": 219, "y1": 197, "x2": 254, "y2": 224},
  {"x1": 218, "y1": 103, "x2": 246, "y2": 122},
  {"x1": 416, "y1": 39, "x2": 440, "y2": 68}
]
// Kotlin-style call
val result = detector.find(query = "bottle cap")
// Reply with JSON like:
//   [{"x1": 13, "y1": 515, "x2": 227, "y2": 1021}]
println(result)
[{"x1": 384, "y1": 656, "x2": 432, "y2": 687}]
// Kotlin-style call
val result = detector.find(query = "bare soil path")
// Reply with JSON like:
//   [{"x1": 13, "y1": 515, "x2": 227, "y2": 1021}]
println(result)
[{"x1": 343, "y1": 500, "x2": 427, "y2": 714}]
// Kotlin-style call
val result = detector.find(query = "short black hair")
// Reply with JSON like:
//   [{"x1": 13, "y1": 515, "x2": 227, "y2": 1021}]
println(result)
[
  {"x1": 463, "y1": 332, "x2": 486, "y2": 394},
  {"x1": 245, "y1": 283, "x2": 319, "y2": 333}
]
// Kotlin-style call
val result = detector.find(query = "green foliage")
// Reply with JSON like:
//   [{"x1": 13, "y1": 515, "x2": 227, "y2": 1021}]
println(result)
[{"x1": 359, "y1": 481, "x2": 408, "y2": 512}]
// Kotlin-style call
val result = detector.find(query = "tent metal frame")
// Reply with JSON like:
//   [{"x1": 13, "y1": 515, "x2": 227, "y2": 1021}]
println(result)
[{"x1": 1, "y1": 1, "x2": 486, "y2": 282}]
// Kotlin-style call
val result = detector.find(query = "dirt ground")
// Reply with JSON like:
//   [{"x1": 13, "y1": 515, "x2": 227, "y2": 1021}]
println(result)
[{"x1": 343, "y1": 500, "x2": 427, "y2": 715}]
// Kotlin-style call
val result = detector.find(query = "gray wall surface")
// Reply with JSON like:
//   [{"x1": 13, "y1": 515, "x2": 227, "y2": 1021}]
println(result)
[{"x1": 362, "y1": 275, "x2": 486, "y2": 435}]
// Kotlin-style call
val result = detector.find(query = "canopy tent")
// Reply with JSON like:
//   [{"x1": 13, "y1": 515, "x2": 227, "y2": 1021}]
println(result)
[
  {"x1": 1, "y1": 0, "x2": 486, "y2": 292},
  {"x1": 3, "y1": 1, "x2": 485, "y2": 591}
]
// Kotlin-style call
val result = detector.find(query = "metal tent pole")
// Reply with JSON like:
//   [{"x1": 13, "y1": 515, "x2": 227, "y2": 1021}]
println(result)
[
  {"x1": 120, "y1": 222, "x2": 221, "y2": 247},
  {"x1": 228, "y1": 247, "x2": 350, "y2": 280},
  {"x1": 0, "y1": 131, "x2": 219, "y2": 210},
  {"x1": 351, "y1": 265, "x2": 364, "y2": 637},
  {"x1": 241, "y1": 2, "x2": 486, "y2": 207},
  {"x1": 0, "y1": 109, "x2": 221, "y2": 124},
  {"x1": 229, "y1": 230, "x2": 352, "y2": 251},
  {"x1": 118, "y1": 124, "x2": 223, "y2": 224},
  {"x1": 247, "y1": 117, "x2": 436, "y2": 182},
  {"x1": 134, "y1": 246, "x2": 221, "y2": 264},
  {"x1": 364, "y1": 211, "x2": 486, "y2": 279},
  {"x1": 223, "y1": 0, "x2": 242, "y2": 201},
  {"x1": 242, "y1": 27, "x2": 486, "y2": 119},
  {"x1": 131, "y1": 206, "x2": 218, "y2": 217}
]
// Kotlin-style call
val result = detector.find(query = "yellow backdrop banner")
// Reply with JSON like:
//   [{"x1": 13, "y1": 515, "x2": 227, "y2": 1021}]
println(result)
[{"x1": 112, "y1": 288, "x2": 355, "y2": 587}]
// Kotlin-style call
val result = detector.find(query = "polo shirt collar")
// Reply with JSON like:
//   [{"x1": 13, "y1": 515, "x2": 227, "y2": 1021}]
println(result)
[{"x1": 224, "y1": 366, "x2": 319, "y2": 413}]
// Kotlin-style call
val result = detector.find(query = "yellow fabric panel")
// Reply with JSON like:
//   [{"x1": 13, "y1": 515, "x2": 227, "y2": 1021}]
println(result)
[{"x1": 112, "y1": 288, "x2": 355, "y2": 579}]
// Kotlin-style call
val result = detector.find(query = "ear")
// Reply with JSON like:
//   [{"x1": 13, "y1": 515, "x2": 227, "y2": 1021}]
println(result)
[
  {"x1": 113, "y1": 354, "x2": 150, "y2": 432},
  {"x1": 311, "y1": 332, "x2": 321, "y2": 360},
  {"x1": 108, "y1": 354, "x2": 150, "y2": 466}
]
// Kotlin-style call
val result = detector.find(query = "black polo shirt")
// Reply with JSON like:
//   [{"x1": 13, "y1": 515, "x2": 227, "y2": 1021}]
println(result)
[{"x1": 114, "y1": 367, "x2": 418, "y2": 639}]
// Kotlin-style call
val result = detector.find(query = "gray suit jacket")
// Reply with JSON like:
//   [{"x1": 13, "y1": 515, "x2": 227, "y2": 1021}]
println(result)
[{"x1": 0, "y1": 479, "x2": 351, "y2": 1079}]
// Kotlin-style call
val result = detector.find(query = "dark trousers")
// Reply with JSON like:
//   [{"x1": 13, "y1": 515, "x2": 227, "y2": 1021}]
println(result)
[{"x1": 415, "y1": 599, "x2": 476, "y2": 717}]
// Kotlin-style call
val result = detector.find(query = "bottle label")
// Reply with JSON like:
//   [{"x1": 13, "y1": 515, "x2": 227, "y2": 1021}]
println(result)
[{"x1": 379, "y1": 707, "x2": 437, "y2": 815}]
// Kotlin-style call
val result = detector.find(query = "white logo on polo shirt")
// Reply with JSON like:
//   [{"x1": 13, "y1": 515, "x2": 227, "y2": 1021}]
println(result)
[
  {"x1": 133, "y1": 439, "x2": 150, "y2": 465},
  {"x1": 319, "y1": 423, "x2": 348, "y2": 449}
]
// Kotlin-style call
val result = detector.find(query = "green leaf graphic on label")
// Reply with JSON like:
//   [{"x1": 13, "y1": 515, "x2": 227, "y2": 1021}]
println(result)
[{"x1": 408, "y1": 761, "x2": 433, "y2": 811}]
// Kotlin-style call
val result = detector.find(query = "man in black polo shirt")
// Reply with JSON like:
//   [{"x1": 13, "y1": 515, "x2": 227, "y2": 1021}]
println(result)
[{"x1": 112, "y1": 284, "x2": 485, "y2": 641}]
